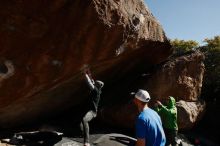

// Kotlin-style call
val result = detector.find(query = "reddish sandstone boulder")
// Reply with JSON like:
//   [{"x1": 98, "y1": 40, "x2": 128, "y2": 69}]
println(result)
[
  {"x1": 176, "y1": 100, "x2": 206, "y2": 129},
  {"x1": 0, "y1": 0, "x2": 171, "y2": 128}
]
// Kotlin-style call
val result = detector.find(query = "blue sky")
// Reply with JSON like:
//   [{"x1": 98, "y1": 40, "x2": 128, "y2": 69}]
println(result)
[{"x1": 144, "y1": 0, "x2": 220, "y2": 44}]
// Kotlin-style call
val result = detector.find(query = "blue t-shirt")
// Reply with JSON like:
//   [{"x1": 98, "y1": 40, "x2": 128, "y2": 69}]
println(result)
[{"x1": 136, "y1": 108, "x2": 166, "y2": 146}]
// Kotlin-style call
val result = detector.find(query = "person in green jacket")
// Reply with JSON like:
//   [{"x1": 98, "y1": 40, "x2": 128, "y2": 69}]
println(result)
[{"x1": 155, "y1": 96, "x2": 178, "y2": 146}]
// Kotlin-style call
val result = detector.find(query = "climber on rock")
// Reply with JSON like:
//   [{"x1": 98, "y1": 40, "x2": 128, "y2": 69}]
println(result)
[{"x1": 80, "y1": 68, "x2": 104, "y2": 146}]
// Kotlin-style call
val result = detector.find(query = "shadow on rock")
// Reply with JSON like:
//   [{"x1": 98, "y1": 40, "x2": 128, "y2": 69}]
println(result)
[
  {"x1": 109, "y1": 136, "x2": 136, "y2": 146},
  {"x1": 93, "y1": 133, "x2": 136, "y2": 146}
]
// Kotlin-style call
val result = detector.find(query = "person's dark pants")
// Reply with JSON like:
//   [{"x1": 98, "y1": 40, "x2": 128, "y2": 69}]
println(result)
[
  {"x1": 164, "y1": 128, "x2": 178, "y2": 146},
  {"x1": 80, "y1": 110, "x2": 97, "y2": 143}
]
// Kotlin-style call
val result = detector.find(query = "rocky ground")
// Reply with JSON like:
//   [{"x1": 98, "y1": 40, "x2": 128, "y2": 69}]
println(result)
[
  {"x1": 0, "y1": 107, "x2": 219, "y2": 146},
  {"x1": 0, "y1": 123, "x2": 219, "y2": 146}
]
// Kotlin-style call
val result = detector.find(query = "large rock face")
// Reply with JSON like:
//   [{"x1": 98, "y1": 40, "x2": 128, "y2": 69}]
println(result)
[
  {"x1": 0, "y1": 0, "x2": 171, "y2": 128},
  {"x1": 146, "y1": 51, "x2": 205, "y2": 101},
  {"x1": 100, "y1": 51, "x2": 206, "y2": 130},
  {"x1": 176, "y1": 100, "x2": 206, "y2": 129}
]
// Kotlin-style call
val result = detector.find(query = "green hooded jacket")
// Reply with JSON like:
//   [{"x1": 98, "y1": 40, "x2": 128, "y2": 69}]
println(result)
[{"x1": 155, "y1": 96, "x2": 178, "y2": 130}]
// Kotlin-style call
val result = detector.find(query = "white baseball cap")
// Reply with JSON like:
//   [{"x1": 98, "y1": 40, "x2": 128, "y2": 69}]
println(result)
[{"x1": 135, "y1": 89, "x2": 151, "y2": 102}]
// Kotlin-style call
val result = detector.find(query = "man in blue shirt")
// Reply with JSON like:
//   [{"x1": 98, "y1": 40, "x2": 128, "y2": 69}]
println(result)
[{"x1": 133, "y1": 89, "x2": 166, "y2": 146}]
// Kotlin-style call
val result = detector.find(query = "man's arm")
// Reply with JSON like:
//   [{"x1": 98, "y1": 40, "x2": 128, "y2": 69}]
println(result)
[
  {"x1": 85, "y1": 73, "x2": 95, "y2": 90},
  {"x1": 156, "y1": 100, "x2": 172, "y2": 114},
  {"x1": 135, "y1": 138, "x2": 145, "y2": 146},
  {"x1": 135, "y1": 118, "x2": 146, "y2": 146}
]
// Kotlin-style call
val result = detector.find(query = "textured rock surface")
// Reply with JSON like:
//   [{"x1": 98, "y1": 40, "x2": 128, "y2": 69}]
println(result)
[
  {"x1": 0, "y1": 0, "x2": 171, "y2": 128},
  {"x1": 100, "y1": 51, "x2": 206, "y2": 130},
  {"x1": 146, "y1": 51, "x2": 205, "y2": 101},
  {"x1": 176, "y1": 100, "x2": 206, "y2": 129}
]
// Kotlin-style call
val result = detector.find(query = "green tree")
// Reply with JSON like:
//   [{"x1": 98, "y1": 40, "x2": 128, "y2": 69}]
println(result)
[
  {"x1": 199, "y1": 36, "x2": 220, "y2": 101},
  {"x1": 201, "y1": 36, "x2": 220, "y2": 51},
  {"x1": 171, "y1": 39, "x2": 199, "y2": 55}
]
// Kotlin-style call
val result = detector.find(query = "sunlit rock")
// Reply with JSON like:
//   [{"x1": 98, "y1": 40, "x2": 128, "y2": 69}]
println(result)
[{"x1": 0, "y1": 0, "x2": 171, "y2": 128}]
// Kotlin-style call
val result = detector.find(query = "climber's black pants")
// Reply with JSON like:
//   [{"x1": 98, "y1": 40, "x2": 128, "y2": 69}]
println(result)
[
  {"x1": 165, "y1": 128, "x2": 178, "y2": 146},
  {"x1": 80, "y1": 110, "x2": 97, "y2": 143}
]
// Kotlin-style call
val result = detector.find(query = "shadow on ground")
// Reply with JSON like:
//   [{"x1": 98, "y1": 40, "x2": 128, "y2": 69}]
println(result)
[{"x1": 1, "y1": 131, "x2": 62, "y2": 146}]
